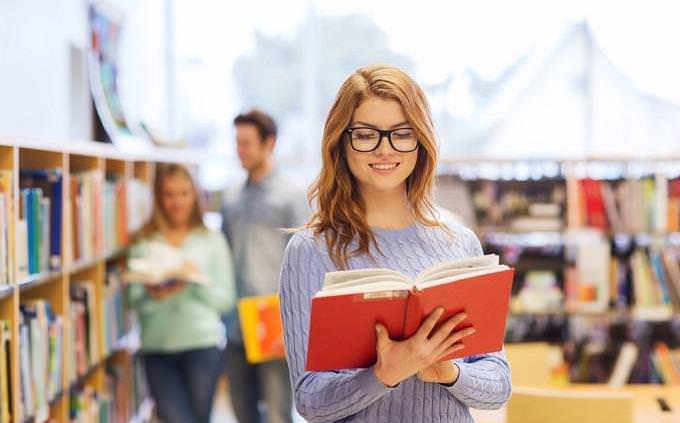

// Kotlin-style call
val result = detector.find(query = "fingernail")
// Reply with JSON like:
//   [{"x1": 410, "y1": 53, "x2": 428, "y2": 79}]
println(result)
[{"x1": 375, "y1": 325, "x2": 381, "y2": 334}]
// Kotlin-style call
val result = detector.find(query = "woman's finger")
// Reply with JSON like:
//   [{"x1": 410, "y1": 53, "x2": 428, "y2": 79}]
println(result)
[
  {"x1": 428, "y1": 312, "x2": 467, "y2": 346},
  {"x1": 433, "y1": 327, "x2": 475, "y2": 358},
  {"x1": 375, "y1": 324, "x2": 392, "y2": 350},
  {"x1": 414, "y1": 307, "x2": 445, "y2": 341},
  {"x1": 435, "y1": 342, "x2": 466, "y2": 362}
]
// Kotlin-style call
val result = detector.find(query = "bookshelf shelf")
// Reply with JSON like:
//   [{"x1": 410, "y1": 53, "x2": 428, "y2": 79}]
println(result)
[
  {"x1": 0, "y1": 139, "x2": 196, "y2": 423},
  {"x1": 17, "y1": 269, "x2": 63, "y2": 291},
  {"x1": 0, "y1": 285, "x2": 12, "y2": 299}
]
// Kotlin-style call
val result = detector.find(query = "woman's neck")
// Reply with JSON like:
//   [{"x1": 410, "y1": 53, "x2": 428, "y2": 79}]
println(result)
[
  {"x1": 163, "y1": 223, "x2": 191, "y2": 246},
  {"x1": 360, "y1": 185, "x2": 414, "y2": 229}
]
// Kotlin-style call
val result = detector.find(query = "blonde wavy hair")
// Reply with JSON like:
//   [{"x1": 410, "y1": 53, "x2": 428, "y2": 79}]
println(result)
[{"x1": 307, "y1": 64, "x2": 442, "y2": 269}]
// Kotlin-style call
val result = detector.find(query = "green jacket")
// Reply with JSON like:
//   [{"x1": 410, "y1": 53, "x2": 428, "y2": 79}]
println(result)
[{"x1": 127, "y1": 228, "x2": 236, "y2": 353}]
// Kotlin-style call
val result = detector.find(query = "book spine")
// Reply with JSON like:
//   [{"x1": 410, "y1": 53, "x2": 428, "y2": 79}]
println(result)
[
  {"x1": 30, "y1": 189, "x2": 42, "y2": 274},
  {"x1": 401, "y1": 290, "x2": 423, "y2": 339},
  {"x1": 0, "y1": 195, "x2": 6, "y2": 285},
  {"x1": 40, "y1": 199, "x2": 50, "y2": 273},
  {"x1": 71, "y1": 177, "x2": 80, "y2": 261},
  {"x1": 49, "y1": 175, "x2": 62, "y2": 269}
]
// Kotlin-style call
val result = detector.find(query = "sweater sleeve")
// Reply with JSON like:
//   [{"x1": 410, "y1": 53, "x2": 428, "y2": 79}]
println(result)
[
  {"x1": 279, "y1": 232, "x2": 394, "y2": 423},
  {"x1": 188, "y1": 231, "x2": 237, "y2": 314},
  {"x1": 442, "y1": 225, "x2": 512, "y2": 409}
]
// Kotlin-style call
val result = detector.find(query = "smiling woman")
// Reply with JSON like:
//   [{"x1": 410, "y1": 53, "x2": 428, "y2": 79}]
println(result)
[{"x1": 278, "y1": 64, "x2": 511, "y2": 423}]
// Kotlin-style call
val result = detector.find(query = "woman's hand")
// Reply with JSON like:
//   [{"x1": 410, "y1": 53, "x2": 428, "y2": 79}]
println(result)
[
  {"x1": 417, "y1": 361, "x2": 460, "y2": 385},
  {"x1": 372, "y1": 308, "x2": 474, "y2": 387},
  {"x1": 146, "y1": 280, "x2": 187, "y2": 300}
]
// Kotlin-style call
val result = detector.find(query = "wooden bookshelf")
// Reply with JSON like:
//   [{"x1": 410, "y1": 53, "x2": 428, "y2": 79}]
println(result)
[
  {"x1": 438, "y1": 157, "x2": 680, "y2": 385},
  {"x1": 0, "y1": 139, "x2": 201, "y2": 423}
]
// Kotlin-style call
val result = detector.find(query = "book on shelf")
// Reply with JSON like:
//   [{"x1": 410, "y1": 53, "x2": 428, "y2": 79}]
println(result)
[
  {"x1": 238, "y1": 294, "x2": 285, "y2": 364},
  {"x1": 70, "y1": 281, "x2": 98, "y2": 374},
  {"x1": 106, "y1": 360, "x2": 130, "y2": 421},
  {"x1": 569, "y1": 176, "x2": 680, "y2": 234},
  {"x1": 0, "y1": 194, "x2": 8, "y2": 286},
  {"x1": 69, "y1": 385, "x2": 114, "y2": 422},
  {"x1": 20, "y1": 169, "x2": 63, "y2": 270},
  {"x1": 630, "y1": 248, "x2": 674, "y2": 320},
  {"x1": 306, "y1": 254, "x2": 514, "y2": 371},
  {"x1": 0, "y1": 320, "x2": 11, "y2": 423},
  {"x1": 651, "y1": 342, "x2": 680, "y2": 385},
  {"x1": 608, "y1": 342, "x2": 639, "y2": 387},
  {"x1": 71, "y1": 170, "x2": 104, "y2": 262},
  {"x1": 18, "y1": 300, "x2": 62, "y2": 423},
  {"x1": 0, "y1": 170, "x2": 12, "y2": 285},
  {"x1": 464, "y1": 178, "x2": 566, "y2": 230},
  {"x1": 15, "y1": 219, "x2": 28, "y2": 280},
  {"x1": 661, "y1": 247, "x2": 680, "y2": 309},
  {"x1": 19, "y1": 188, "x2": 47, "y2": 275},
  {"x1": 126, "y1": 178, "x2": 152, "y2": 235},
  {"x1": 105, "y1": 355, "x2": 151, "y2": 422},
  {"x1": 103, "y1": 176, "x2": 129, "y2": 254},
  {"x1": 511, "y1": 270, "x2": 563, "y2": 314},
  {"x1": 564, "y1": 231, "x2": 611, "y2": 313},
  {"x1": 103, "y1": 265, "x2": 130, "y2": 355},
  {"x1": 125, "y1": 240, "x2": 208, "y2": 286}
]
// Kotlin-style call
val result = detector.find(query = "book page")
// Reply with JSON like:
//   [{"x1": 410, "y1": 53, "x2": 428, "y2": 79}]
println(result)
[
  {"x1": 125, "y1": 240, "x2": 208, "y2": 285},
  {"x1": 315, "y1": 281, "x2": 410, "y2": 298},
  {"x1": 416, "y1": 266, "x2": 509, "y2": 290},
  {"x1": 321, "y1": 274, "x2": 410, "y2": 292},
  {"x1": 415, "y1": 254, "x2": 499, "y2": 283},
  {"x1": 419, "y1": 264, "x2": 503, "y2": 284},
  {"x1": 323, "y1": 268, "x2": 408, "y2": 288}
]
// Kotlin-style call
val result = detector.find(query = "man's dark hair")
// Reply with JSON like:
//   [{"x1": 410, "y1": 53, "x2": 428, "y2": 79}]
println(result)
[{"x1": 233, "y1": 109, "x2": 277, "y2": 142}]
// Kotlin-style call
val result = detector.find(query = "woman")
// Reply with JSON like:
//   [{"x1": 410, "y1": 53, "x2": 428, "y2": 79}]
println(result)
[
  {"x1": 127, "y1": 164, "x2": 235, "y2": 423},
  {"x1": 279, "y1": 65, "x2": 511, "y2": 422}
]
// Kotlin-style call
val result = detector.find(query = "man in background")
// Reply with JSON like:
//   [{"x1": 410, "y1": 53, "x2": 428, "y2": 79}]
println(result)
[{"x1": 221, "y1": 109, "x2": 306, "y2": 423}]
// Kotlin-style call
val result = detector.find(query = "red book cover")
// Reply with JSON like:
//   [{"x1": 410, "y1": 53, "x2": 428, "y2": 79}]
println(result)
[
  {"x1": 580, "y1": 178, "x2": 608, "y2": 230},
  {"x1": 306, "y1": 268, "x2": 514, "y2": 371}
]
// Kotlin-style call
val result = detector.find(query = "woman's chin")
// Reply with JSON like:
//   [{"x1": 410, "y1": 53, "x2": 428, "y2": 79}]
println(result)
[{"x1": 360, "y1": 178, "x2": 407, "y2": 194}]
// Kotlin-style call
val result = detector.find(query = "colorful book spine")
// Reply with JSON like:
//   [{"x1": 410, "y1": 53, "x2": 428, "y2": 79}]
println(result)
[
  {"x1": 18, "y1": 300, "x2": 62, "y2": 421},
  {"x1": 0, "y1": 320, "x2": 10, "y2": 423},
  {"x1": 0, "y1": 170, "x2": 12, "y2": 285}
]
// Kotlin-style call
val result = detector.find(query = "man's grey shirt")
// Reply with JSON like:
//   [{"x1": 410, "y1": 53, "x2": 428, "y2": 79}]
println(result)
[{"x1": 221, "y1": 169, "x2": 308, "y2": 344}]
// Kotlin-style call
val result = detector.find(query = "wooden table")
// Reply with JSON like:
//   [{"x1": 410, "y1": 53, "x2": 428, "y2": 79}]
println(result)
[{"x1": 470, "y1": 385, "x2": 680, "y2": 423}]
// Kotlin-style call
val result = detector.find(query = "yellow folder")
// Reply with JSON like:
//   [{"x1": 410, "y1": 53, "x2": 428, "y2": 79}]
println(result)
[{"x1": 238, "y1": 294, "x2": 285, "y2": 364}]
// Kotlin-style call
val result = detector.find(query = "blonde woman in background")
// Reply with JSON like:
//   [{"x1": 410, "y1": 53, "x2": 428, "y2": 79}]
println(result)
[{"x1": 127, "y1": 164, "x2": 236, "y2": 423}]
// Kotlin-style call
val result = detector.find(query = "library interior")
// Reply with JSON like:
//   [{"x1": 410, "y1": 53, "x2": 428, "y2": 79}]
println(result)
[{"x1": 1, "y1": 1, "x2": 680, "y2": 422}]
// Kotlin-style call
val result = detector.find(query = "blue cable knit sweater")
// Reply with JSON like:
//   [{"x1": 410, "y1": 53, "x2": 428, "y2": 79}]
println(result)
[{"x1": 279, "y1": 220, "x2": 512, "y2": 422}]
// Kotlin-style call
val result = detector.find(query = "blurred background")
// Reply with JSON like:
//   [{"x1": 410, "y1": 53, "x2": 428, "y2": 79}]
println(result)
[
  {"x1": 2, "y1": 0, "x2": 679, "y2": 187},
  {"x1": 2, "y1": 1, "x2": 680, "y2": 421}
]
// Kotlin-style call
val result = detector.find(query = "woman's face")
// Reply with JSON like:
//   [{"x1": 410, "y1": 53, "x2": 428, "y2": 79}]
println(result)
[
  {"x1": 345, "y1": 96, "x2": 418, "y2": 196},
  {"x1": 160, "y1": 174, "x2": 196, "y2": 228}
]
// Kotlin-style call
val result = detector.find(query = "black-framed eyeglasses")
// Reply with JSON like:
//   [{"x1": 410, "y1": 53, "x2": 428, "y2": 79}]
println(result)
[{"x1": 345, "y1": 127, "x2": 418, "y2": 153}]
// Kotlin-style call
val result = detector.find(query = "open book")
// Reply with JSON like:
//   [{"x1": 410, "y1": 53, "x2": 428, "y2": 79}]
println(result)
[
  {"x1": 306, "y1": 254, "x2": 514, "y2": 371},
  {"x1": 124, "y1": 240, "x2": 208, "y2": 286}
]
